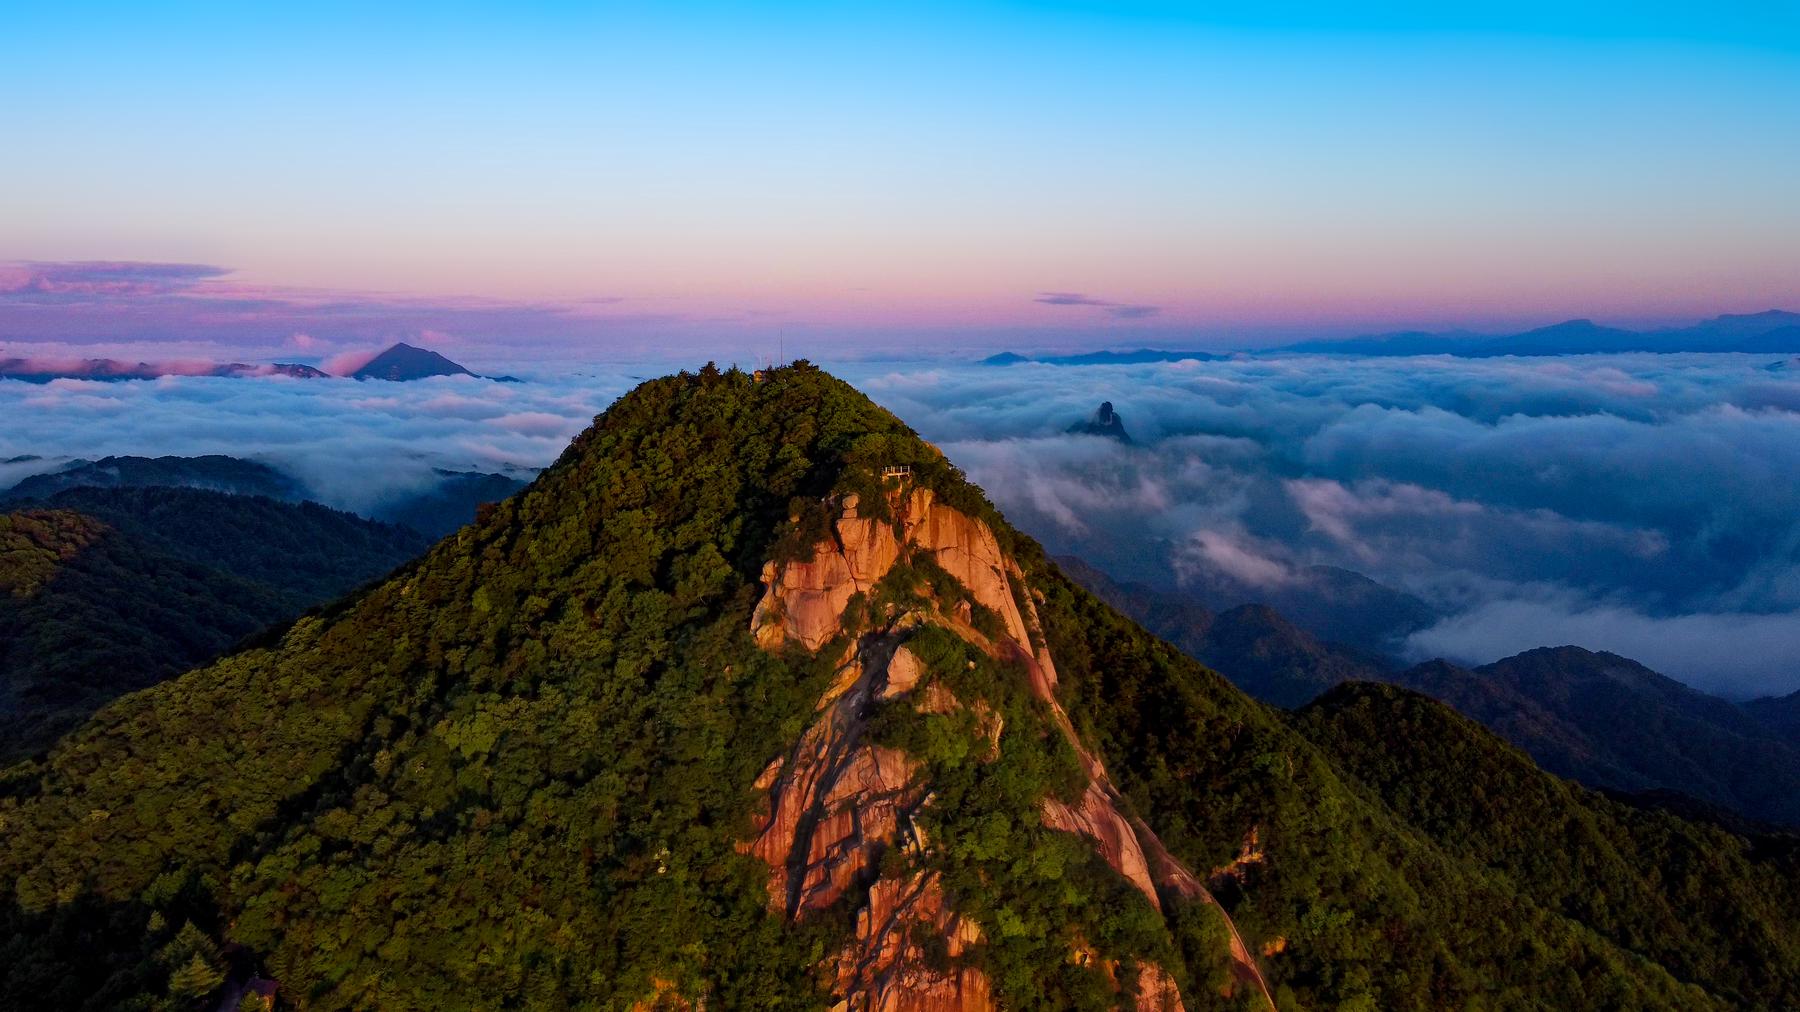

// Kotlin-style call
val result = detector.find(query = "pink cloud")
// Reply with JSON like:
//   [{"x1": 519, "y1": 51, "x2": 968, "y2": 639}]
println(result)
[
  {"x1": 0, "y1": 261, "x2": 228, "y2": 297},
  {"x1": 321, "y1": 348, "x2": 383, "y2": 376},
  {"x1": 0, "y1": 355, "x2": 99, "y2": 375},
  {"x1": 0, "y1": 260, "x2": 652, "y2": 362}
]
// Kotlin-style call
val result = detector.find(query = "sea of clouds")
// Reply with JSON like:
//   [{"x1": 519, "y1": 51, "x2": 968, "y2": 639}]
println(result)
[
  {"x1": 0, "y1": 369, "x2": 635, "y2": 515},
  {"x1": 841, "y1": 353, "x2": 1800, "y2": 699},
  {"x1": 4, "y1": 351, "x2": 1799, "y2": 697}
]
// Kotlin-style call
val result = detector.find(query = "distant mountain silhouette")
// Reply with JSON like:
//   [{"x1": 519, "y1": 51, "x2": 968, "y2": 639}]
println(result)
[
  {"x1": 1051, "y1": 527, "x2": 1437, "y2": 656},
  {"x1": 350, "y1": 342, "x2": 477, "y2": 380},
  {"x1": 0, "y1": 342, "x2": 525, "y2": 382},
  {"x1": 1066, "y1": 400, "x2": 1132, "y2": 442},
  {"x1": 979, "y1": 312, "x2": 1800, "y2": 360},
  {"x1": 1738, "y1": 327, "x2": 1800, "y2": 354},
  {"x1": 0, "y1": 359, "x2": 328, "y2": 382},
  {"x1": 1277, "y1": 329, "x2": 1484, "y2": 356},
  {"x1": 1670, "y1": 309, "x2": 1800, "y2": 342},
  {"x1": 1483, "y1": 318, "x2": 1642, "y2": 356},
  {"x1": 982, "y1": 348, "x2": 1225, "y2": 365},
  {"x1": 1283, "y1": 309, "x2": 1800, "y2": 357}
]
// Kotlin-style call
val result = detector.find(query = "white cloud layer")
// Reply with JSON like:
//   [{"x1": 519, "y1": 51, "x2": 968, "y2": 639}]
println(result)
[
  {"x1": 5, "y1": 351, "x2": 1799, "y2": 697},
  {"x1": 0, "y1": 373, "x2": 632, "y2": 514},
  {"x1": 839, "y1": 352, "x2": 1800, "y2": 697}
]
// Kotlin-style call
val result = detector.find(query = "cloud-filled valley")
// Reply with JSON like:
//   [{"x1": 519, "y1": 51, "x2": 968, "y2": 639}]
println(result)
[
  {"x1": 845, "y1": 353, "x2": 1800, "y2": 698},
  {"x1": 5, "y1": 351, "x2": 1799, "y2": 698}
]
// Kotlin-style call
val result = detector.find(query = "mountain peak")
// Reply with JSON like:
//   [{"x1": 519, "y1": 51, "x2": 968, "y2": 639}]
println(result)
[
  {"x1": 1710, "y1": 308, "x2": 1798, "y2": 324},
  {"x1": 8, "y1": 363, "x2": 1800, "y2": 1010},
  {"x1": 350, "y1": 342, "x2": 475, "y2": 381},
  {"x1": 0, "y1": 363, "x2": 1284, "y2": 1010},
  {"x1": 1, "y1": 453, "x2": 303, "y2": 503},
  {"x1": 1524, "y1": 317, "x2": 1608, "y2": 334},
  {"x1": 1068, "y1": 400, "x2": 1133, "y2": 442},
  {"x1": 1285, "y1": 307, "x2": 1800, "y2": 357}
]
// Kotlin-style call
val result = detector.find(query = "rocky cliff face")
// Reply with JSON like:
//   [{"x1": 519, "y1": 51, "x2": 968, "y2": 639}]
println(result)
[{"x1": 746, "y1": 482, "x2": 1272, "y2": 1010}]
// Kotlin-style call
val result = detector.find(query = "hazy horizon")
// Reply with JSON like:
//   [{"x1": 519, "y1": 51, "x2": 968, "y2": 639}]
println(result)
[
  {"x1": 3, "y1": 257, "x2": 1796, "y2": 372},
  {"x1": 6, "y1": 3, "x2": 1800, "y2": 364}
]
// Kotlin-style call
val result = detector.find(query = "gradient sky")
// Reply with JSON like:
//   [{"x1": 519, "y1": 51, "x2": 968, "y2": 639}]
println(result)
[{"x1": 4, "y1": 2, "x2": 1799, "y2": 357}]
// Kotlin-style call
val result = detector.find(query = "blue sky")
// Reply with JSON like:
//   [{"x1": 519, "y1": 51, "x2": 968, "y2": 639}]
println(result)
[{"x1": 3, "y1": 2, "x2": 1798, "y2": 357}]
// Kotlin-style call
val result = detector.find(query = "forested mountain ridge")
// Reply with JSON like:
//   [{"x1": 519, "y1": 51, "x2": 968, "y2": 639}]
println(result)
[
  {"x1": 0, "y1": 506, "x2": 295, "y2": 762},
  {"x1": 1065, "y1": 560, "x2": 1800, "y2": 827},
  {"x1": 1390, "y1": 647, "x2": 1800, "y2": 826},
  {"x1": 1056, "y1": 556, "x2": 1385, "y2": 709},
  {"x1": 1, "y1": 455, "x2": 303, "y2": 503},
  {"x1": 1291, "y1": 683, "x2": 1800, "y2": 1005},
  {"x1": 1, "y1": 454, "x2": 528, "y2": 541},
  {"x1": 31, "y1": 486, "x2": 429, "y2": 605},
  {"x1": 2, "y1": 364, "x2": 1797, "y2": 1011},
  {"x1": 0, "y1": 488, "x2": 427, "y2": 761}
]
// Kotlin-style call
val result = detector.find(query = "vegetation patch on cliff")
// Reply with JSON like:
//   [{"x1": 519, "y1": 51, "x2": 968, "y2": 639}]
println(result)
[{"x1": 869, "y1": 623, "x2": 1185, "y2": 1008}]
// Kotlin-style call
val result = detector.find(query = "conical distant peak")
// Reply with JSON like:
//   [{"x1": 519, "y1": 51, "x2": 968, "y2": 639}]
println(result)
[{"x1": 351, "y1": 342, "x2": 474, "y2": 380}]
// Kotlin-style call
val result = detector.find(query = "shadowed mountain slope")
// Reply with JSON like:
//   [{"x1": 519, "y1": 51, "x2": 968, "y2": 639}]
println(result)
[
  {"x1": 1747, "y1": 688, "x2": 1800, "y2": 739},
  {"x1": 1064, "y1": 560, "x2": 1800, "y2": 827},
  {"x1": 369, "y1": 468, "x2": 530, "y2": 539},
  {"x1": 37, "y1": 485, "x2": 428, "y2": 605},
  {"x1": 4, "y1": 455, "x2": 530, "y2": 541},
  {"x1": 1057, "y1": 556, "x2": 1388, "y2": 707},
  {"x1": 0, "y1": 488, "x2": 427, "y2": 762},
  {"x1": 1282, "y1": 309, "x2": 1800, "y2": 356},
  {"x1": 1388, "y1": 647, "x2": 1800, "y2": 826}
]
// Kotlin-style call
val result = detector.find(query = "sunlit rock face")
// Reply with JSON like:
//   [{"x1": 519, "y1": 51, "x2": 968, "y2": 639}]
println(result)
[{"x1": 745, "y1": 482, "x2": 1271, "y2": 1011}]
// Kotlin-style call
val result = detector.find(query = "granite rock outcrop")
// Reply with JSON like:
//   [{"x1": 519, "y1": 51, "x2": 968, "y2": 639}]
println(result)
[{"x1": 745, "y1": 480, "x2": 1273, "y2": 1010}]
